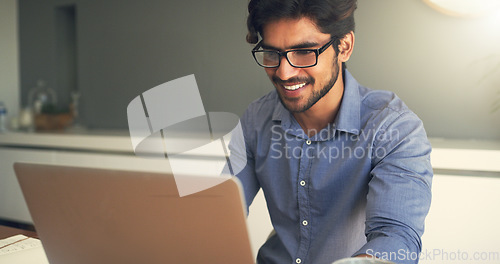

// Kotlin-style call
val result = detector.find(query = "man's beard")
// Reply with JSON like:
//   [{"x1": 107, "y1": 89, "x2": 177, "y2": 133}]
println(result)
[{"x1": 274, "y1": 59, "x2": 340, "y2": 113}]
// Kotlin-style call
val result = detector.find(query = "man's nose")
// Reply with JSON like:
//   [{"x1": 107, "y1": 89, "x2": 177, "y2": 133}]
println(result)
[{"x1": 275, "y1": 57, "x2": 300, "y2": 81}]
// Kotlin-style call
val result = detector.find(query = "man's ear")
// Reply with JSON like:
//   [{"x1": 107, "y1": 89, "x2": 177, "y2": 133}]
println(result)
[{"x1": 338, "y1": 31, "x2": 355, "y2": 63}]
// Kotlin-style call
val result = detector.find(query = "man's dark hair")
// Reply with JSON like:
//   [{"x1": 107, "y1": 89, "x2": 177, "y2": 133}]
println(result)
[{"x1": 247, "y1": 0, "x2": 357, "y2": 54}]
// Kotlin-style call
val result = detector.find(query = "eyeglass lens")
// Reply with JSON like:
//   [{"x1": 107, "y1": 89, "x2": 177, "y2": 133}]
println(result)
[{"x1": 255, "y1": 50, "x2": 317, "y2": 67}]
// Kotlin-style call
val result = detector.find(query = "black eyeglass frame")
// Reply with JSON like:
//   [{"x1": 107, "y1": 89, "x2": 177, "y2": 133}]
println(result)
[{"x1": 251, "y1": 38, "x2": 336, "y2": 68}]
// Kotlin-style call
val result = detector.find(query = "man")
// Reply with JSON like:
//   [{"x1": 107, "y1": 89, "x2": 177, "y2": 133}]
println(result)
[{"x1": 230, "y1": 0, "x2": 433, "y2": 263}]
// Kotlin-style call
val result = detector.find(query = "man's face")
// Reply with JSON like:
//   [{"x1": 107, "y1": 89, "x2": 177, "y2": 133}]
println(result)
[{"x1": 261, "y1": 17, "x2": 340, "y2": 113}]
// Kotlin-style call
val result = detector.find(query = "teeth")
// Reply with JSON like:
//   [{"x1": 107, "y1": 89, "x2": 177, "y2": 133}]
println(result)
[{"x1": 283, "y1": 83, "x2": 306, "y2": 91}]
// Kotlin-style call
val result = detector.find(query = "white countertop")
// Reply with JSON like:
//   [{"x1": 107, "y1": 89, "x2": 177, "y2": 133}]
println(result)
[
  {"x1": 1, "y1": 131, "x2": 499, "y2": 172},
  {"x1": 429, "y1": 138, "x2": 500, "y2": 173}
]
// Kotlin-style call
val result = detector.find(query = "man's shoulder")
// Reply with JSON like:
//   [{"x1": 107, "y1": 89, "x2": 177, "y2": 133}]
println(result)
[
  {"x1": 237, "y1": 90, "x2": 279, "y2": 144},
  {"x1": 344, "y1": 71, "x2": 412, "y2": 119},
  {"x1": 358, "y1": 85, "x2": 409, "y2": 115},
  {"x1": 243, "y1": 90, "x2": 279, "y2": 121},
  {"x1": 248, "y1": 89, "x2": 279, "y2": 108},
  {"x1": 356, "y1": 84, "x2": 424, "y2": 133}
]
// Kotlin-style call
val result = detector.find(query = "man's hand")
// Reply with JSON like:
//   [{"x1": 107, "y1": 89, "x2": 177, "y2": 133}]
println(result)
[{"x1": 354, "y1": 254, "x2": 372, "y2": 258}]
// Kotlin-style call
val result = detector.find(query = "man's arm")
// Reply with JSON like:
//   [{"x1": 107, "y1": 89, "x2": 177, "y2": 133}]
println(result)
[{"x1": 353, "y1": 111, "x2": 433, "y2": 264}]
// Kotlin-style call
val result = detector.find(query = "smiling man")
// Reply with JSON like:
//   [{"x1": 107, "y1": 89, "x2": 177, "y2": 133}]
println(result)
[{"x1": 230, "y1": 1, "x2": 433, "y2": 264}]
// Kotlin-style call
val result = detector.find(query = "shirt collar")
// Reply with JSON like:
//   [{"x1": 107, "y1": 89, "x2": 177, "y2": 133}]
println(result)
[
  {"x1": 272, "y1": 98, "x2": 297, "y2": 136},
  {"x1": 334, "y1": 69, "x2": 361, "y2": 135},
  {"x1": 271, "y1": 69, "x2": 361, "y2": 136}
]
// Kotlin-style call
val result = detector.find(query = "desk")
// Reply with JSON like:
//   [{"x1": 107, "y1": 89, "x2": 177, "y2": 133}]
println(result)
[
  {"x1": 0, "y1": 225, "x2": 37, "y2": 239},
  {"x1": 0, "y1": 224, "x2": 48, "y2": 264}
]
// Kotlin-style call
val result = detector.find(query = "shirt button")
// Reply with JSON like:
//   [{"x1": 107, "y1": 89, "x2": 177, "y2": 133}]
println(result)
[
  {"x1": 302, "y1": 220, "x2": 308, "y2": 226},
  {"x1": 300, "y1": 180, "x2": 306, "y2": 186},
  {"x1": 296, "y1": 258, "x2": 302, "y2": 264},
  {"x1": 306, "y1": 139, "x2": 312, "y2": 145}
]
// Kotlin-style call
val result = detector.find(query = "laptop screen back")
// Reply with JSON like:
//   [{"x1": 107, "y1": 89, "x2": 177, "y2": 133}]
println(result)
[{"x1": 14, "y1": 162, "x2": 254, "y2": 264}]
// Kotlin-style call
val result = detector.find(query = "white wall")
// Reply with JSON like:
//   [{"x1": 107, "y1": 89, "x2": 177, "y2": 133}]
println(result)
[
  {"x1": 350, "y1": 0, "x2": 500, "y2": 140},
  {"x1": 0, "y1": 0, "x2": 19, "y2": 120}
]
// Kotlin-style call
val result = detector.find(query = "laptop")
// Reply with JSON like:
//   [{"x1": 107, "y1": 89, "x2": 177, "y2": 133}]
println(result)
[{"x1": 14, "y1": 162, "x2": 255, "y2": 264}]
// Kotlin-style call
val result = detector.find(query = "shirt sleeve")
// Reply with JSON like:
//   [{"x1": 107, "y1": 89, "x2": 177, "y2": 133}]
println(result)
[
  {"x1": 226, "y1": 108, "x2": 261, "y2": 214},
  {"x1": 353, "y1": 111, "x2": 433, "y2": 264}
]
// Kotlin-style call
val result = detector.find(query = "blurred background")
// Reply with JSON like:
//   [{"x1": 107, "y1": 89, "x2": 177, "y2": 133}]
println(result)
[{"x1": 1, "y1": 0, "x2": 499, "y2": 139}]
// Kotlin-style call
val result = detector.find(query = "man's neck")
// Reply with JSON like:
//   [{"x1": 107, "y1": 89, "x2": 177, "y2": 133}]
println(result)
[{"x1": 293, "y1": 73, "x2": 344, "y2": 137}]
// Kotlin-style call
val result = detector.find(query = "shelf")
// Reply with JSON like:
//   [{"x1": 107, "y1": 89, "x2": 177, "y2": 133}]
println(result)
[{"x1": 0, "y1": 130, "x2": 132, "y2": 153}]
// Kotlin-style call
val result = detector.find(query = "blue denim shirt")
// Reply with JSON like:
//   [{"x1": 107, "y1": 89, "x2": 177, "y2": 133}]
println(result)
[{"x1": 231, "y1": 70, "x2": 433, "y2": 264}]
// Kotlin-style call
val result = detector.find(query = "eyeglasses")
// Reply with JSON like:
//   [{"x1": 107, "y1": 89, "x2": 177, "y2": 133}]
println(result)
[{"x1": 251, "y1": 38, "x2": 335, "y2": 68}]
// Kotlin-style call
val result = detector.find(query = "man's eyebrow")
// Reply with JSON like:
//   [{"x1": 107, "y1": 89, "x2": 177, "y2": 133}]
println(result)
[{"x1": 261, "y1": 41, "x2": 320, "y2": 51}]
